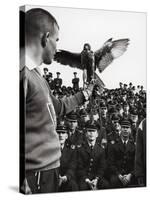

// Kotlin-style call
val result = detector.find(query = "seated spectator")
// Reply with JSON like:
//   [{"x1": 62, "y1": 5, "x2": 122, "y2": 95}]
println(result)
[
  {"x1": 122, "y1": 102, "x2": 130, "y2": 120},
  {"x1": 56, "y1": 125, "x2": 78, "y2": 192},
  {"x1": 78, "y1": 109, "x2": 90, "y2": 129},
  {"x1": 90, "y1": 109, "x2": 107, "y2": 149},
  {"x1": 107, "y1": 114, "x2": 121, "y2": 145},
  {"x1": 108, "y1": 120, "x2": 136, "y2": 188},
  {"x1": 77, "y1": 122, "x2": 109, "y2": 191},
  {"x1": 66, "y1": 112, "x2": 84, "y2": 147},
  {"x1": 135, "y1": 119, "x2": 146, "y2": 186},
  {"x1": 129, "y1": 108, "x2": 139, "y2": 142}
]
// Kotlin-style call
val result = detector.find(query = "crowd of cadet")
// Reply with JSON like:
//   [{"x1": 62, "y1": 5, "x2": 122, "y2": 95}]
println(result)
[{"x1": 43, "y1": 68, "x2": 146, "y2": 192}]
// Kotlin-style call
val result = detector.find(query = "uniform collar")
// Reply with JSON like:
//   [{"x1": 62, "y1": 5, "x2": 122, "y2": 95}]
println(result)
[
  {"x1": 87, "y1": 140, "x2": 96, "y2": 148},
  {"x1": 121, "y1": 138, "x2": 129, "y2": 145}
]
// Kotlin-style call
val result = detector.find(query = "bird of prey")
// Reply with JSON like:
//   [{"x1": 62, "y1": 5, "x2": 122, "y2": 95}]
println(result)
[{"x1": 54, "y1": 38, "x2": 130, "y2": 89}]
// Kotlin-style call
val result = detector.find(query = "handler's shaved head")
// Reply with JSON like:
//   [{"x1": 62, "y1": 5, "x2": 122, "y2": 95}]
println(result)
[{"x1": 25, "y1": 8, "x2": 59, "y2": 44}]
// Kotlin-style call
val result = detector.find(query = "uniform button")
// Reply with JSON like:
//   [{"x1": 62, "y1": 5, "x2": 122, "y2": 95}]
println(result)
[
  {"x1": 90, "y1": 159, "x2": 93, "y2": 162},
  {"x1": 90, "y1": 163, "x2": 93, "y2": 166},
  {"x1": 89, "y1": 168, "x2": 91, "y2": 171}
]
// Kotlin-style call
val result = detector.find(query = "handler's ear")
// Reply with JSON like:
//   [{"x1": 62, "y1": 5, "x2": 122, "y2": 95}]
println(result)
[{"x1": 41, "y1": 32, "x2": 50, "y2": 48}]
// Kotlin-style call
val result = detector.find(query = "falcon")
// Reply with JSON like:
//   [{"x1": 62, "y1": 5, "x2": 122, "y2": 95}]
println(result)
[{"x1": 54, "y1": 38, "x2": 130, "y2": 89}]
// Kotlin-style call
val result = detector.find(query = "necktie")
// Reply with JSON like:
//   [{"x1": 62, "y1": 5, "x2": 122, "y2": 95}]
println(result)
[
  {"x1": 90, "y1": 145, "x2": 94, "y2": 155},
  {"x1": 123, "y1": 141, "x2": 126, "y2": 151}
]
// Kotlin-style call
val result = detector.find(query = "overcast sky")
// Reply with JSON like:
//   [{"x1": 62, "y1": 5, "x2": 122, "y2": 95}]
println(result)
[{"x1": 26, "y1": 5, "x2": 147, "y2": 89}]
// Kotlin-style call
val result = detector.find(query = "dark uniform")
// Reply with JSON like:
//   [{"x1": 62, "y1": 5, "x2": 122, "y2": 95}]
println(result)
[
  {"x1": 135, "y1": 119, "x2": 146, "y2": 186},
  {"x1": 56, "y1": 125, "x2": 78, "y2": 192},
  {"x1": 107, "y1": 130, "x2": 120, "y2": 145},
  {"x1": 66, "y1": 112, "x2": 85, "y2": 148},
  {"x1": 108, "y1": 138, "x2": 135, "y2": 187},
  {"x1": 43, "y1": 67, "x2": 49, "y2": 81},
  {"x1": 101, "y1": 115, "x2": 111, "y2": 132},
  {"x1": 59, "y1": 143, "x2": 78, "y2": 192},
  {"x1": 77, "y1": 122, "x2": 109, "y2": 190},
  {"x1": 78, "y1": 109, "x2": 90, "y2": 130},
  {"x1": 129, "y1": 108, "x2": 140, "y2": 142},
  {"x1": 67, "y1": 128, "x2": 85, "y2": 148},
  {"x1": 47, "y1": 72, "x2": 55, "y2": 90},
  {"x1": 99, "y1": 101, "x2": 112, "y2": 133},
  {"x1": 54, "y1": 72, "x2": 62, "y2": 93},
  {"x1": 96, "y1": 126, "x2": 107, "y2": 148},
  {"x1": 77, "y1": 141, "x2": 109, "y2": 190},
  {"x1": 122, "y1": 102, "x2": 130, "y2": 120},
  {"x1": 72, "y1": 72, "x2": 79, "y2": 92}
]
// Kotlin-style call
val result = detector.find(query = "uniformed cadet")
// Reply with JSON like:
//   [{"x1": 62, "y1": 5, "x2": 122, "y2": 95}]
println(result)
[
  {"x1": 122, "y1": 102, "x2": 130, "y2": 120},
  {"x1": 108, "y1": 120, "x2": 135, "y2": 188},
  {"x1": 138, "y1": 103, "x2": 146, "y2": 122},
  {"x1": 43, "y1": 67, "x2": 49, "y2": 79},
  {"x1": 128, "y1": 96, "x2": 135, "y2": 109},
  {"x1": 54, "y1": 72, "x2": 62, "y2": 93},
  {"x1": 129, "y1": 108, "x2": 139, "y2": 142},
  {"x1": 123, "y1": 84, "x2": 128, "y2": 91},
  {"x1": 77, "y1": 122, "x2": 109, "y2": 191},
  {"x1": 90, "y1": 109, "x2": 107, "y2": 149},
  {"x1": 107, "y1": 114, "x2": 121, "y2": 145},
  {"x1": 72, "y1": 72, "x2": 80, "y2": 92},
  {"x1": 66, "y1": 112, "x2": 84, "y2": 147},
  {"x1": 99, "y1": 101, "x2": 110, "y2": 130},
  {"x1": 56, "y1": 125, "x2": 78, "y2": 192},
  {"x1": 78, "y1": 109, "x2": 90, "y2": 130},
  {"x1": 128, "y1": 82, "x2": 133, "y2": 90},
  {"x1": 139, "y1": 86, "x2": 144, "y2": 96},
  {"x1": 135, "y1": 119, "x2": 146, "y2": 186},
  {"x1": 47, "y1": 72, "x2": 55, "y2": 90},
  {"x1": 119, "y1": 82, "x2": 123, "y2": 89},
  {"x1": 121, "y1": 91, "x2": 127, "y2": 102},
  {"x1": 116, "y1": 104, "x2": 124, "y2": 119}
]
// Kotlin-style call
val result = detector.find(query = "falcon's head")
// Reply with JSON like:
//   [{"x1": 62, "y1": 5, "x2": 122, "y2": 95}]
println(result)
[{"x1": 83, "y1": 43, "x2": 91, "y2": 51}]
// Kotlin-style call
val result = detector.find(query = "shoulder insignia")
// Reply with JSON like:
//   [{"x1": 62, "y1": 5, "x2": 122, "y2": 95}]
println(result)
[
  {"x1": 71, "y1": 145, "x2": 76, "y2": 150},
  {"x1": 77, "y1": 144, "x2": 82, "y2": 148},
  {"x1": 111, "y1": 140, "x2": 115, "y2": 144}
]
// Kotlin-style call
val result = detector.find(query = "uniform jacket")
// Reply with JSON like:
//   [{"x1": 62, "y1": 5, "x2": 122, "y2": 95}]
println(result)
[
  {"x1": 108, "y1": 138, "x2": 135, "y2": 176},
  {"x1": 135, "y1": 119, "x2": 146, "y2": 179},
  {"x1": 72, "y1": 78, "x2": 79, "y2": 91},
  {"x1": 54, "y1": 78, "x2": 62, "y2": 89},
  {"x1": 48, "y1": 80, "x2": 55, "y2": 90},
  {"x1": 66, "y1": 128, "x2": 85, "y2": 147},
  {"x1": 107, "y1": 130, "x2": 120, "y2": 145},
  {"x1": 77, "y1": 141, "x2": 106, "y2": 180},
  {"x1": 59, "y1": 144, "x2": 77, "y2": 181}
]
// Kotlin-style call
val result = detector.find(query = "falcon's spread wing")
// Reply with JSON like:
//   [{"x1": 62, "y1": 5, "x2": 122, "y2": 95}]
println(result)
[
  {"x1": 54, "y1": 50, "x2": 83, "y2": 70},
  {"x1": 94, "y1": 38, "x2": 130, "y2": 73},
  {"x1": 94, "y1": 72, "x2": 105, "y2": 88}
]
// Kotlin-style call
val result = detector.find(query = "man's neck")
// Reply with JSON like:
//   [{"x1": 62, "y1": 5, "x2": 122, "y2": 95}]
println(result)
[
  {"x1": 25, "y1": 45, "x2": 43, "y2": 70},
  {"x1": 69, "y1": 129, "x2": 76, "y2": 135}
]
